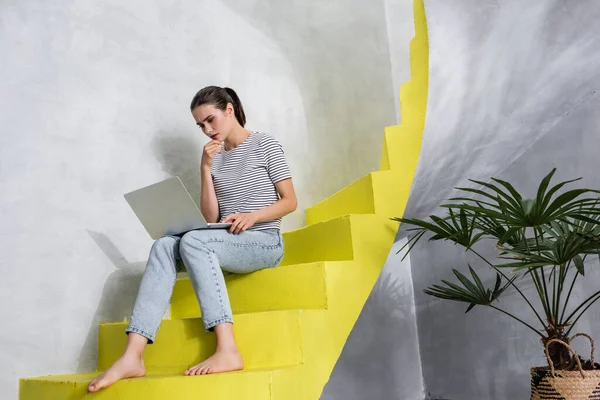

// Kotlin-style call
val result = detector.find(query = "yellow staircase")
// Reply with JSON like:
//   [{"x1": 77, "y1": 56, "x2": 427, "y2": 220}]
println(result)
[{"x1": 19, "y1": 1, "x2": 428, "y2": 398}]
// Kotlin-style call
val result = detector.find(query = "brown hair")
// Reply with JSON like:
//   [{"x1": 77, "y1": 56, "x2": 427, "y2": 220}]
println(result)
[{"x1": 190, "y1": 86, "x2": 246, "y2": 127}]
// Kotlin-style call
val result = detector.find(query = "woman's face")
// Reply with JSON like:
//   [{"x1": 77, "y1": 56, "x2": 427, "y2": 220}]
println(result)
[{"x1": 192, "y1": 103, "x2": 235, "y2": 142}]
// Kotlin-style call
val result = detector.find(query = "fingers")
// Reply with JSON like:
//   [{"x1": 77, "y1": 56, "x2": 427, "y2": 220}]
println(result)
[
  {"x1": 223, "y1": 213, "x2": 254, "y2": 234},
  {"x1": 205, "y1": 145, "x2": 220, "y2": 157},
  {"x1": 201, "y1": 142, "x2": 222, "y2": 168},
  {"x1": 208, "y1": 140, "x2": 222, "y2": 152},
  {"x1": 223, "y1": 213, "x2": 238, "y2": 223},
  {"x1": 233, "y1": 219, "x2": 249, "y2": 234},
  {"x1": 229, "y1": 218, "x2": 240, "y2": 233},
  {"x1": 203, "y1": 141, "x2": 222, "y2": 159},
  {"x1": 226, "y1": 214, "x2": 246, "y2": 234},
  {"x1": 229, "y1": 216, "x2": 246, "y2": 234}
]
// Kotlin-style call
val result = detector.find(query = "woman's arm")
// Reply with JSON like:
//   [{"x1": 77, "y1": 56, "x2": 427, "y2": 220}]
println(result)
[
  {"x1": 252, "y1": 178, "x2": 297, "y2": 222},
  {"x1": 200, "y1": 165, "x2": 220, "y2": 223},
  {"x1": 223, "y1": 178, "x2": 297, "y2": 233},
  {"x1": 199, "y1": 140, "x2": 221, "y2": 223}
]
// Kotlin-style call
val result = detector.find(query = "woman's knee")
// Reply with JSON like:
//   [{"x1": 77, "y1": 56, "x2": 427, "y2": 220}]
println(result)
[
  {"x1": 179, "y1": 231, "x2": 211, "y2": 256},
  {"x1": 150, "y1": 235, "x2": 180, "y2": 256},
  {"x1": 145, "y1": 236, "x2": 180, "y2": 276},
  {"x1": 179, "y1": 231, "x2": 219, "y2": 260}
]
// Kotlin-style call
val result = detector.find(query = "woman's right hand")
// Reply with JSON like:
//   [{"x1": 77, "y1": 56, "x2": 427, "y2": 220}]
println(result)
[{"x1": 201, "y1": 140, "x2": 222, "y2": 168}]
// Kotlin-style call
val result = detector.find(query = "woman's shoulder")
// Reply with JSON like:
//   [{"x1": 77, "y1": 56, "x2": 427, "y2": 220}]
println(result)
[
  {"x1": 251, "y1": 131, "x2": 282, "y2": 147},
  {"x1": 251, "y1": 130, "x2": 274, "y2": 141}
]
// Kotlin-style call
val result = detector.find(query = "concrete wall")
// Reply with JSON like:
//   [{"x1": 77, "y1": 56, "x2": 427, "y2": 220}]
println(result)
[
  {"x1": 402, "y1": 1, "x2": 600, "y2": 398},
  {"x1": 0, "y1": 0, "x2": 404, "y2": 397}
]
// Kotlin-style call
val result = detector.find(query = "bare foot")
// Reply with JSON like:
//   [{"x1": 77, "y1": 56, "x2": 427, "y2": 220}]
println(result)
[
  {"x1": 88, "y1": 355, "x2": 146, "y2": 393},
  {"x1": 184, "y1": 347, "x2": 244, "y2": 376}
]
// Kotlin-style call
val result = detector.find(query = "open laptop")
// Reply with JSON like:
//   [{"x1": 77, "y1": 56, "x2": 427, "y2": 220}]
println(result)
[{"x1": 124, "y1": 176, "x2": 232, "y2": 240}]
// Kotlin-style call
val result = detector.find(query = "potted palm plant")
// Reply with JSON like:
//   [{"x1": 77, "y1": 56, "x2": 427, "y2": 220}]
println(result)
[{"x1": 395, "y1": 169, "x2": 600, "y2": 399}]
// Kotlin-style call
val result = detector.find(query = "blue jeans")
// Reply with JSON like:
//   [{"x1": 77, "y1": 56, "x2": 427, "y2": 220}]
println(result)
[{"x1": 126, "y1": 228, "x2": 284, "y2": 344}]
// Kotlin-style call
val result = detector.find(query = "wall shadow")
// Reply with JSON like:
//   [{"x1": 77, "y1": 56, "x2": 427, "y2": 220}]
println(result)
[
  {"x1": 151, "y1": 129, "x2": 202, "y2": 206},
  {"x1": 76, "y1": 230, "x2": 146, "y2": 372}
]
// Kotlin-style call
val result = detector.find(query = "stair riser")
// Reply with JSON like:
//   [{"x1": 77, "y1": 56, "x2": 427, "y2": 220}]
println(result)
[
  {"x1": 170, "y1": 262, "x2": 328, "y2": 320},
  {"x1": 305, "y1": 171, "x2": 413, "y2": 225},
  {"x1": 280, "y1": 217, "x2": 354, "y2": 266},
  {"x1": 97, "y1": 311, "x2": 302, "y2": 371},
  {"x1": 306, "y1": 174, "x2": 375, "y2": 225}
]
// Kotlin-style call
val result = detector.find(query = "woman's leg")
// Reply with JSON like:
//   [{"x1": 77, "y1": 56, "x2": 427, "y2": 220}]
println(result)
[
  {"x1": 178, "y1": 229, "x2": 283, "y2": 375},
  {"x1": 88, "y1": 235, "x2": 181, "y2": 392}
]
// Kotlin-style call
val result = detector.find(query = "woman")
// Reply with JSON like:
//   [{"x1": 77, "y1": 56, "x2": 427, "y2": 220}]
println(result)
[{"x1": 88, "y1": 86, "x2": 297, "y2": 392}]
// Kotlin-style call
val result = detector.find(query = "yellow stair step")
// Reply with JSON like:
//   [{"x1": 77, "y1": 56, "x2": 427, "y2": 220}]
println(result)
[
  {"x1": 19, "y1": 368, "x2": 290, "y2": 400},
  {"x1": 170, "y1": 261, "x2": 329, "y2": 320},
  {"x1": 380, "y1": 125, "x2": 422, "y2": 173},
  {"x1": 280, "y1": 216, "x2": 353, "y2": 266},
  {"x1": 305, "y1": 170, "x2": 413, "y2": 225},
  {"x1": 97, "y1": 311, "x2": 302, "y2": 371},
  {"x1": 280, "y1": 214, "x2": 397, "y2": 267}
]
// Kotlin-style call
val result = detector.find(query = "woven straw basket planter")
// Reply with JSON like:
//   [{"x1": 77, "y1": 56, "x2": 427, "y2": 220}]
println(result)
[{"x1": 531, "y1": 334, "x2": 600, "y2": 400}]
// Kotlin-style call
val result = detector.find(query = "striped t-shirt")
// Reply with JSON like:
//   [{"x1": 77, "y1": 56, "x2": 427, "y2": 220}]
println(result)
[{"x1": 210, "y1": 131, "x2": 292, "y2": 231}]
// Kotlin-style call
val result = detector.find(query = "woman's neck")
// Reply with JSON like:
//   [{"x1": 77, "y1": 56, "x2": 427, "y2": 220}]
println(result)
[{"x1": 223, "y1": 126, "x2": 251, "y2": 151}]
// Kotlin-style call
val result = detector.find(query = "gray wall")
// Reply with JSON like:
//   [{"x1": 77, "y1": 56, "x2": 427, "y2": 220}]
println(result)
[
  {"x1": 402, "y1": 1, "x2": 600, "y2": 399},
  {"x1": 0, "y1": 0, "x2": 410, "y2": 398}
]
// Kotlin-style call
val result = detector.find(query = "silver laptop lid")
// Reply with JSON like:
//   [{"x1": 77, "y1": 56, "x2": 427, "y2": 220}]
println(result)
[{"x1": 124, "y1": 176, "x2": 209, "y2": 239}]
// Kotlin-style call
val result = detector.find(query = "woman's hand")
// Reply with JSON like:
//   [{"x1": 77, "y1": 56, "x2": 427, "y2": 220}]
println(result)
[
  {"x1": 223, "y1": 212, "x2": 258, "y2": 234},
  {"x1": 201, "y1": 140, "x2": 222, "y2": 168}
]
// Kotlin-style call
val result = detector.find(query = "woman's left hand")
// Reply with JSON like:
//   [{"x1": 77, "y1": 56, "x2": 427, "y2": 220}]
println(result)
[{"x1": 222, "y1": 212, "x2": 259, "y2": 234}]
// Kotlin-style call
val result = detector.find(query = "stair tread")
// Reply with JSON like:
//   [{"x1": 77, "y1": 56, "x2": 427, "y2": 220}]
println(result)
[
  {"x1": 20, "y1": 367, "x2": 299, "y2": 400},
  {"x1": 23, "y1": 366, "x2": 287, "y2": 382}
]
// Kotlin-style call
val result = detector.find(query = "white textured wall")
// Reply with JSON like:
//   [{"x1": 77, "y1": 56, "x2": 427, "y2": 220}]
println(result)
[
  {"x1": 384, "y1": 0, "x2": 415, "y2": 123},
  {"x1": 0, "y1": 0, "x2": 401, "y2": 398}
]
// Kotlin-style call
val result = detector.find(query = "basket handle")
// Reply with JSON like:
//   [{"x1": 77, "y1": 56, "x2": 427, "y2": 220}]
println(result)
[
  {"x1": 544, "y1": 338, "x2": 585, "y2": 379},
  {"x1": 570, "y1": 333, "x2": 595, "y2": 366}
]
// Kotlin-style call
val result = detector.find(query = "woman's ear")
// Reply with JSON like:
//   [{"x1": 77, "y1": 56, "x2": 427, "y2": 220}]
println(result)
[{"x1": 226, "y1": 103, "x2": 235, "y2": 117}]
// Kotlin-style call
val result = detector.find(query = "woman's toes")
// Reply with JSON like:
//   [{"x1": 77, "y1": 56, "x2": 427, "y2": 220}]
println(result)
[{"x1": 87, "y1": 377, "x2": 103, "y2": 392}]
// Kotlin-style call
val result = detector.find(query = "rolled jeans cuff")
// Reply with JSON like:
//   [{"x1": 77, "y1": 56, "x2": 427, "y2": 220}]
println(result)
[
  {"x1": 126, "y1": 325, "x2": 156, "y2": 345},
  {"x1": 204, "y1": 316, "x2": 234, "y2": 332}
]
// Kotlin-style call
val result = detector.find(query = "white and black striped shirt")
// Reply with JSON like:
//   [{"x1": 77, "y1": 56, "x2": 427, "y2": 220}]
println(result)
[{"x1": 211, "y1": 131, "x2": 292, "y2": 231}]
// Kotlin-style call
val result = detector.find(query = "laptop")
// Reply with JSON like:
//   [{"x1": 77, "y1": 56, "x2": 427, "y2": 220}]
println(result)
[{"x1": 124, "y1": 176, "x2": 232, "y2": 240}]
